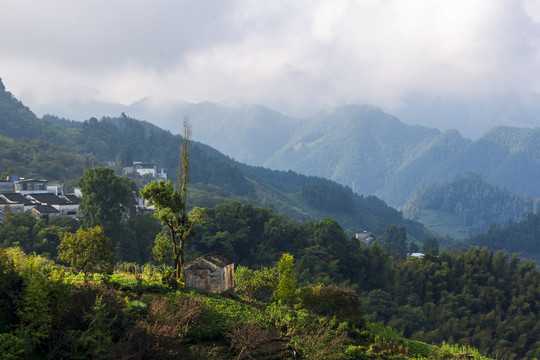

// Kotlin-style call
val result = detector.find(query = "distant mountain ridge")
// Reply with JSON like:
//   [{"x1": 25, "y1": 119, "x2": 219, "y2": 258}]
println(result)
[{"x1": 124, "y1": 98, "x2": 540, "y2": 207}]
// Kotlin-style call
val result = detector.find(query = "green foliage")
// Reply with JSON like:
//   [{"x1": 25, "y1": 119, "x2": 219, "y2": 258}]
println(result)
[
  {"x1": 58, "y1": 226, "x2": 114, "y2": 280},
  {"x1": 0, "y1": 213, "x2": 75, "y2": 259},
  {"x1": 265, "y1": 302, "x2": 312, "y2": 336},
  {"x1": 276, "y1": 253, "x2": 297, "y2": 305},
  {"x1": 78, "y1": 167, "x2": 137, "y2": 237},
  {"x1": 377, "y1": 225, "x2": 408, "y2": 257},
  {"x1": 171, "y1": 290, "x2": 267, "y2": 341},
  {"x1": 290, "y1": 318, "x2": 349, "y2": 360},
  {"x1": 234, "y1": 265, "x2": 278, "y2": 302},
  {"x1": 152, "y1": 231, "x2": 172, "y2": 264},
  {"x1": 296, "y1": 284, "x2": 361, "y2": 319},
  {"x1": 302, "y1": 182, "x2": 356, "y2": 212},
  {"x1": 402, "y1": 172, "x2": 538, "y2": 235},
  {"x1": 466, "y1": 211, "x2": 540, "y2": 261},
  {"x1": 1, "y1": 247, "x2": 500, "y2": 359},
  {"x1": 1, "y1": 248, "x2": 72, "y2": 358},
  {"x1": 122, "y1": 299, "x2": 149, "y2": 327},
  {"x1": 141, "y1": 179, "x2": 204, "y2": 280},
  {"x1": 0, "y1": 333, "x2": 26, "y2": 360},
  {"x1": 65, "y1": 295, "x2": 115, "y2": 360},
  {"x1": 423, "y1": 237, "x2": 439, "y2": 255}
]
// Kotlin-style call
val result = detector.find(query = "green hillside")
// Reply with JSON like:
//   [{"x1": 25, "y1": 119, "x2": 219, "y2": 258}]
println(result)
[
  {"x1": 1, "y1": 246, "x2": 498, "y2": 359},
  {"x1": 264, "y1": 105, "x2": 440, "y2": 199},
  {"x1": 466, "y1": 211, "x2": 540, "y2": 263},
  {"x1": 402, "y1": 172, "x2": 538, "y2": 238}
]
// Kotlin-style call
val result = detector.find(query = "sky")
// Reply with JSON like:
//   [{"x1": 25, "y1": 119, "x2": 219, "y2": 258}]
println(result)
[{"x1": 2, "y1": 0, "x2": 540, "y2": 137}]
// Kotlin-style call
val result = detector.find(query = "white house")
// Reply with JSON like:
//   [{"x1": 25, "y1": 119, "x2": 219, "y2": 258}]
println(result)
[{"x1": 124, "y1": 162, "x2": 167, "y2": 180}]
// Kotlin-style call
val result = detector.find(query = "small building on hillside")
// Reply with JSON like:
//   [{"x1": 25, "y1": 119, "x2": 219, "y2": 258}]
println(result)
[
  {"x1": 26, "y1": 193, "x2": 79, "y2": 218},
  {"x1": 29, "y1": 204, "x2": 60, "y2": 221},
  {"x1": 124, "y1": 162, "x2": 167, "y2": 180},
  {"x1": 184, "y1": 253, "x2": 234, "y2": 294},
  {"x1": 14, "y1": 179, "x2": 48, "y2": 195}
]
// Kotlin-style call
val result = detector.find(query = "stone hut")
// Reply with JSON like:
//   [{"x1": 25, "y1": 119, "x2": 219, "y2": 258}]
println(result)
[{"x1": 184, "y1": 253, "x2": 234, "y2": 294}]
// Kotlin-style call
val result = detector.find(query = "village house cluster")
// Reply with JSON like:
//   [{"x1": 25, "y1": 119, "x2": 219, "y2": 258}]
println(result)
[{"x1": 0, "y1": 175, "x2": 82, "y2": 223}]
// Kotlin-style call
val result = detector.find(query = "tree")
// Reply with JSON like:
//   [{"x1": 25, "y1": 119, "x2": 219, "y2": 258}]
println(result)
[
  {"x1": 276, "y1": 253, "x2": 297, "y2": 305},
  {"x1": 140, "y1": 118, "x2": 203, "y2": 280},
  {"x1": 423, "y1": 237, "x2": 439, "y2": 255},
  {"x1": 57, "y1": 226, "x2": 114, "y2": 280},
  {"x1": 77, "y1": 167, "x2": 136, "y2": 239},
  {"x1": 377, "y1": 224, "x2": 407, "y2": 257}
]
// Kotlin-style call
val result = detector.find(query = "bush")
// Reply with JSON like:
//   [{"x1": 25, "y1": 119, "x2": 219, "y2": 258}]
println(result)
[
  {"x1": 122, "y1": 300, "x2": 149, "y2": 327},
  {"x1": 296, "y1": 284, "x2": 361, "y2": 319},
  {"x1": 234, "y1": 265, "x2": 278, "y2": 302},
  {"x1": 0, "y1": 333, "x2": 26, "y2": 360}
]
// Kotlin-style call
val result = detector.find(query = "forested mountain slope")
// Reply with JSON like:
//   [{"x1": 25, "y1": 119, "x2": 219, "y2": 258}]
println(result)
[
  {"x1": 266, "y1": 105, "x2": 540, "y2": 207},
  {"x1": 402, "y1": 172, "x2": 538, "y2": 238},
  {"x1": 264, "y1": 105, "x2": 441, "y2": 201},
  {"x1": 0, "y1": 78, "x2": 428, "y2": 239},
  {"x1": 133, "y1": 98, "x2": 540, "y2": 208},
  {"x1": 465, "y1": 211, "x2": 540, "y2": 263}
]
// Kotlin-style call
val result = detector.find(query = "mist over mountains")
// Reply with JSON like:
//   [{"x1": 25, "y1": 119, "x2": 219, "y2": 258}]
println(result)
[
  {"x1": 113, "y1": 98, "x2": 540, "y2": 208},
  {"x1": 10, "y1": 71, "x2": 539, "y2": 209}
]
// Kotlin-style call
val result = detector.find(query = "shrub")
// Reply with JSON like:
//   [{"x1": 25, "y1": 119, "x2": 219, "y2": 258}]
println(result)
[
  {"x1": 0, "y1": 333, "x2": 26, "y2": 360},
  {"x1": 122, "y1": 300, "x2": 149, "y2": 327},
  {"x1": 296, "y1": 284, "x2": 361, "y2": 319},
  {"x1": 234, "y1": 265, "x2": 278, "y2": 302}
]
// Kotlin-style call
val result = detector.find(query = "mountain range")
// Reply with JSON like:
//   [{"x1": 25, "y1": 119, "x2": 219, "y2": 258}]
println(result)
[
  {"x1": 120, "y1": 99, "x2": 540, "y2": 208},
  {"x1": 4, "y1": 75, "x2": 540, "y2": 239},
  {"x1": 0, "y1": 78, "x2": 428, "y2": 241}
]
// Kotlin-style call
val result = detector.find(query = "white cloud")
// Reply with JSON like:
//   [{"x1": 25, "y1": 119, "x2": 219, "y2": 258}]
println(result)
[{"x1": 2, "y1": 0, "x2": 540, "y2": 131}]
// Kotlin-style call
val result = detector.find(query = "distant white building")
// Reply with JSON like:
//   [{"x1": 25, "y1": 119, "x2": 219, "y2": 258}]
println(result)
[
  {"x1": 124, "y1": 162, "x2": 167, "y2": 180},
  {"x1": 356, "y1": 231, "x2": 374, "y2": 245}
]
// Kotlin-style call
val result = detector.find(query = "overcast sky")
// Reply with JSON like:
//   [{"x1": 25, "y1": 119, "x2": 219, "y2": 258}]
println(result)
[{"x1": 2, "y1": 0, "x2": 540, "y2": 135}]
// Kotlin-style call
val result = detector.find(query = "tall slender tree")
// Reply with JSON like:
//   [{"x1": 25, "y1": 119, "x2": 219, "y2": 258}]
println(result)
[{"x1": 140, "y1": 118, "x2": 203, "y2": 280}]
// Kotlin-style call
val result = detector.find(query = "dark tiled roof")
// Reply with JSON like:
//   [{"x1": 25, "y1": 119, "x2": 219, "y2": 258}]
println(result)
[
  {"x1": 188, "y1": 253, "x2": 234, "y2": 268},
  {"x1": 26, "y1": 193, "x2": 69, "y2": 205},
  {"x1": 0, "y1": 193, "x2": 33, "y2": 205},
  {"x1": 31, "y1": 204, "x2": 59, "y2": 214},
  {"x1": 62, "y1": 194, "x2": 81, "y2": 204}
]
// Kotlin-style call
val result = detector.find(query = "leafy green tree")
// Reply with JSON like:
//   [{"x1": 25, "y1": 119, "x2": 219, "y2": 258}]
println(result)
[
  {"x1": 57, "y1": 226, "x2": 114, "y2": 280},
  {"x1": 77, "y1": 167, "x2": 136, "y2": 238},
  {"x1": 152, "y1": 231, "x2": 172, "y2": 264},
  {"x1": 140, "y1": 118, "x2": 203, "y2": 280},
  {"x1": 276, "y1": 253, "x2": 297, "y2": 305},
  {"x1": 377, "y1": 224, "x2": 407, "y2": 257}
]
